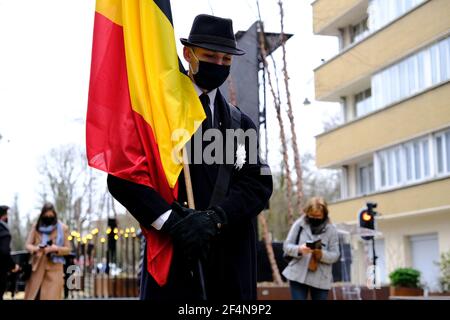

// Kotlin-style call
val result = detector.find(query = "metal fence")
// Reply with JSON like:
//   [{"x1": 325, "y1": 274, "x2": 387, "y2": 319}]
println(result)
[{"x1": 9, "y1": 226, "x2": 142, "y2": 300}]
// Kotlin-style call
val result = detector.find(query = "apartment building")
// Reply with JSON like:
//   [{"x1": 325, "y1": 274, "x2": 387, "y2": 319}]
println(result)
[{"x1": 312, "y1": 0, "x2": 450, "y2": 291}]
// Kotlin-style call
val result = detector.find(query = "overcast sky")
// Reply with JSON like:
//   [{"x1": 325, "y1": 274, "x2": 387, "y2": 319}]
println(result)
[{"x1": 0, "y1": 0, "x2": 339, "y2": 220}]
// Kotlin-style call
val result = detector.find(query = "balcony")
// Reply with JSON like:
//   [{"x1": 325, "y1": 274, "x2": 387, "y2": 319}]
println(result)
[
  {"x1": 312, "y1": 0, "x2": 368, "y2": 36},
  {"x1": 316, "y1": 81, "x2": 450, "y2": 168},
  {"x1": 328, "y1": 177, "x2": 450, "y2": 223},
  {"x1": 314, "y1": 0, "x2": 450, "y2": 102}
]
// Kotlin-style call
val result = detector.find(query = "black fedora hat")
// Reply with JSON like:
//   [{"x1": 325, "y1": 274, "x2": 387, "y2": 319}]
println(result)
[{"x1": 180, "y1": 14, "x2": 245, "y2": 56}]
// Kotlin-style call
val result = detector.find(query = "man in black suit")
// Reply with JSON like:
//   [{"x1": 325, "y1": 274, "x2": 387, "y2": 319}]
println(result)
[
  {"x1": 108, "y1": 14, "x2": 273, "y2": 301},
  {"x1": 0, "y1": 205, "x2": 20, "y2": 300}
]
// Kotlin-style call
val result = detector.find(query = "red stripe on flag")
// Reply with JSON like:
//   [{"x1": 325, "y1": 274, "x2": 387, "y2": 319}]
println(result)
[{"x1": 86, "y1": 12, "x2": 176, "y2": 286}]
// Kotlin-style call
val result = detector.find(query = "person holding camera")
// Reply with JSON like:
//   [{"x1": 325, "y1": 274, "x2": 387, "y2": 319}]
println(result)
[
  {"x1": 282, "y1": 197, "x2": 339, "y2": 300},
  {"x1": 24, "y1": 203, "x2": 70, "y2": 300}
]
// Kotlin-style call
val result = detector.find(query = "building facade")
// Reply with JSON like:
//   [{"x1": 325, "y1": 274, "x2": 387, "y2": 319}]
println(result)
[{"x1": 312, "y1": 0, "x2": 450, "y2": 291}]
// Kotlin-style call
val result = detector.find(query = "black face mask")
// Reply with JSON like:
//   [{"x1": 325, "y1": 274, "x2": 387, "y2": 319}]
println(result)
[
  {"x1": 307, "y1": 216, "x2": 325, "y2": 227},
  {"x1": 190, "y1": 52, "x2": 230, "y2": 91},
  {"x1": 42, "y1": 216, "x2": 56, "y2": 226}
]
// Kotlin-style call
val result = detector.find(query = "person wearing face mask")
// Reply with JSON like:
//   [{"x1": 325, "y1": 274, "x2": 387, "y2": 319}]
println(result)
[
  {"x1": 0, "y1": 205, "x2": 20, "y2": 300},
  {"x1": 24, "y1": 203, "x2": 71, "y2": 300},
  {"x1": 282, "y1": 197, "x2": 340, "y2": 300},
  {"x1": 107, "y1": 14, "x2": 273, "y2": 301}
]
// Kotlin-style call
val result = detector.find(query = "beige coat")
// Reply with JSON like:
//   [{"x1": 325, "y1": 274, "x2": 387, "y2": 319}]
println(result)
[{"x1": 24, "y1": 223, "x2": 71, "y2": 300}]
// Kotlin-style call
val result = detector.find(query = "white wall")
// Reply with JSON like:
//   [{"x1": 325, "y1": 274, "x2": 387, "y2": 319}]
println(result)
[{"x1": 348, "y1": 209, "x2": 450, "y2": 289}]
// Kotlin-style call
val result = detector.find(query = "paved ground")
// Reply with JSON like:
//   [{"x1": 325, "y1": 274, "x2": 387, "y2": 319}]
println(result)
[{"x1": 389, "y1": 296, "x2": 450, "y2": 300}]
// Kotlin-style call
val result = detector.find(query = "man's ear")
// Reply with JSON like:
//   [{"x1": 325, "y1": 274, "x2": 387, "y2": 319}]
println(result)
[
  {"x1": 183, "y1": 46, "x2": 191, "y2": 63},
  {"x1": 184, "y1": 46, "x2": 199, "y2": 74}
]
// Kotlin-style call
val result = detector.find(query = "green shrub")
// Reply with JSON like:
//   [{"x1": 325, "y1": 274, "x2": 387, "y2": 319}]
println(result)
[
  {"x1": 389, "y1": 268, "x2": 421, "y2": 288},
  {"x1": 437, "y1": 251, "x2": 450, "y2": 292}
]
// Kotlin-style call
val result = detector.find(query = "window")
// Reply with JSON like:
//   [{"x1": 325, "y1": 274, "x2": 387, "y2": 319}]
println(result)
[
  {"x1": 368, "y1": 0, "x2": 425, "y2": 32},
  {"x1": 435, "y1": 130, "x2": 450, "y2": 175},
  {"x1": 430, "y1": 45, "x2": 441, "y2": 85},
  {"x1": 413, "y1": 141, "x2": 422, "y2": 180},
  {"x1": 399, "y1": 60, "x2": 408, "y2": 98},
  {"x1": 417, "y1": 51, "x2": 426, "y2": 89},
  {"x1": 379, "y1": 152, "x2": 387, "y2": 188},
  {"x1": 358, "y1": 162, "x2": 375, "y2": 195},
  {"x1": 423, "y1": 139, "x2": 430, "y2": 177},
  {"x1": 395, "y1": 147, "x2": 402, "y2": 184},
  {"x1": 446, "y1": 131, "x2": 450, "y2": 173},
  {"x1": 371, "y1": 36, "x2": 450, "y2": 111},
  {"x1": 355, "y1": 88, "x2": 372, "y2": 117},
  {"x1": 439, "y1": 39, "x2": 450, "y2": 81},
  {"x1": 362, "y1": 129, "x2": 450, "y2": 195},
  {"x1": 375, "y1": 136, "x2": 432, "y2": 190},
  {"x1": 351, "y1": 18, "x2": 370, "y2": 44},
  {"x1": 436, "y1": 136, "x2": 444, "y2": 173},
  {"x1": 405, "y1": 143, "x2": 413, "y2": 180}
]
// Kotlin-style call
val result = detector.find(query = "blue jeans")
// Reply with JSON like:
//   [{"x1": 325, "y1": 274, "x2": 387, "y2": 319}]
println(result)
[{"x1": 289, "y1": 281, "x2": 329, "y2": 300}]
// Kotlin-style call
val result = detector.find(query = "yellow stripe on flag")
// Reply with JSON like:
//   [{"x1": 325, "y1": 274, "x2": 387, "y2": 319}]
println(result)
[
  {"x1": 96, "y1": 0, "x2": 123, "y2": 26},
  {"x1": 122, "y1": 0, "x2": 205, "y2": 188}
]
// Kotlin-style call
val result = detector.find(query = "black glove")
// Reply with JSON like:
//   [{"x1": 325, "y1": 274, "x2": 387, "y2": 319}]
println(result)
[
  {"x1": 206, "y1": 205, "x2": 228, "y2": 232},
  {"x1": 161, "y1": 202, "x2": 228, "y2": 262}
]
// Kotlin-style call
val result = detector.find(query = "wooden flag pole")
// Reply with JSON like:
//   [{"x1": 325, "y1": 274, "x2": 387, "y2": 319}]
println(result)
[
  {"x1": 182, "y1": 146, "x2": 207, "y2": 300},
  {"x1": 182, "y1": 146, "x2": 195, "y2": 209}
]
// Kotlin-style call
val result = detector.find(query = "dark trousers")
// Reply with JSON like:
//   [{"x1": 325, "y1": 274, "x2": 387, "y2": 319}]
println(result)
[
  {"x1": 0, "y1": 272, "x2": 7, "y2": 300},
  {"x1": 139, "y1": 245, "x2": 203, "y2": 301},
  {"x1": 289, "y1": 281, "x2": 329, "y2": 300}
]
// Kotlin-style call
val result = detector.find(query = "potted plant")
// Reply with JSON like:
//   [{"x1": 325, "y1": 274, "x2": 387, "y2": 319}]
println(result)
[
  {"x1": 431, "y1": 250, "x2": 450, "y2": 296},
  {"x1": 389, "y1": 268, "x2": 423, "y2": 296}
]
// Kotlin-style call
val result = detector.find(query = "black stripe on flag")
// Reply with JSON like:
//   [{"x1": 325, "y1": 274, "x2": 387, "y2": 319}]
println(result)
[{"x1": 153, "y1": 0, "x2": 173, "y2": 26}]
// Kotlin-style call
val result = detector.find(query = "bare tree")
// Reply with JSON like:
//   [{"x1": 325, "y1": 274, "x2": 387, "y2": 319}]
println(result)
[
  {"x1": 38, "y1": 144, "x2": 107, "y2": 231},
  {"x1": 257, "y1": 21, "x2": 295, "y2": 227},
  {"x1": 301, "y1": 153, "x2": 340, "y2": 202},
  {"x1": 267, "y1": 153, "x2": 340, "y2": 241},
  {"x1": 9, "y1": 194, "x2": 24, "y2": 250},
  {"x1": 322, "y1": 111, "x2": 343, "y2": 132},
  {"x1": 255, "y1": 3, "x2": 293, "y2": 286},
  {"x1": 258, "y1": 213, "x2": 283, "y2": 285},
  {"x1": 278, "y1": 0, "x2": 305, "y2": 219}
]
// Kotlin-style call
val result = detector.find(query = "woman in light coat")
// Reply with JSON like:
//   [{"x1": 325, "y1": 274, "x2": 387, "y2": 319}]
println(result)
[
  {"x1": 282, "y1": 197, "x2": 340, "y2": 300},
  {"x1": 24, "y1": 203, "x2": 70, "y2": 300}
]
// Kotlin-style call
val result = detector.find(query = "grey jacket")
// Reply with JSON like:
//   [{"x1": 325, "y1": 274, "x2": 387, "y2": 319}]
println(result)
[{"x1": 282, "y1": 216, "x2": 340, "y2": 290}]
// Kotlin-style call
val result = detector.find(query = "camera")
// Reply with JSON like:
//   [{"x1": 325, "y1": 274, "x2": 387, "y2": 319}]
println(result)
[{"x1": 39, "y1": 240, "x2": 53, "y2": 249}]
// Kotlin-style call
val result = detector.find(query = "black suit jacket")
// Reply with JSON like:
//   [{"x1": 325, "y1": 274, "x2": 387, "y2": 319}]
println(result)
[
  {"x1": 108, "y1": 89, "x2": 273, "y2": 300},
  {"x1": 0, "y1": 221, "x2": 15, "y2": 273}
]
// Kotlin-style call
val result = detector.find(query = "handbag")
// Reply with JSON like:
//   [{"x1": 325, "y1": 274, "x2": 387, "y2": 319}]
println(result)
[{"x1": 283, "y1": 226, "x2": 303, "y2": 263}]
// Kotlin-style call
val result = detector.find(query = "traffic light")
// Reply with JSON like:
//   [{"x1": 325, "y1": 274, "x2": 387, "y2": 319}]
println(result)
[{"x1": 358, "y1": 202, "x2": 377, "y2": 240}]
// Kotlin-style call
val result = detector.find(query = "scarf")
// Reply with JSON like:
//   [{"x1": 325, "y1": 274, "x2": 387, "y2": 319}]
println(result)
[
  {"x1": 308, "y1": 217, "x2": 329, "y2": 235},
  {"x1": 38, "y1": 222, "x2": 65, "y2": 264}
]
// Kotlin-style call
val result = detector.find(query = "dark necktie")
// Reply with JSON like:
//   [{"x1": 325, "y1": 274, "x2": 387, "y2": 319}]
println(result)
[{"x1": 200, "y1": 93, "x2": 212, "y2": 129}]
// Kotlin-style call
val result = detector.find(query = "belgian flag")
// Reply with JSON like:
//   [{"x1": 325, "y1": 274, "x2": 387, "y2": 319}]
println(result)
[{"x1": 86, "y1": 0, "x2": 205, "y2": 286}]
